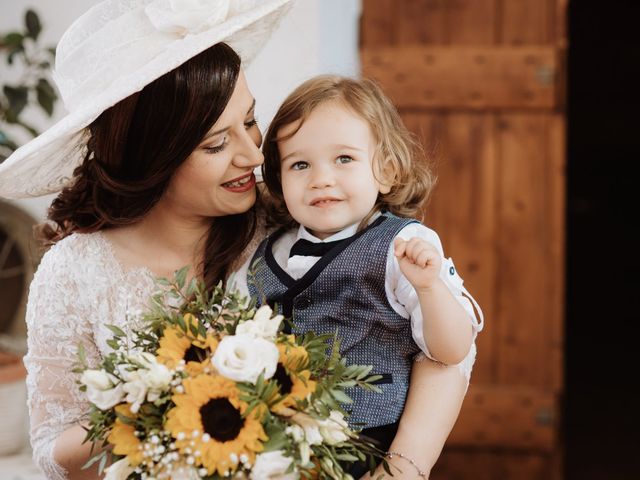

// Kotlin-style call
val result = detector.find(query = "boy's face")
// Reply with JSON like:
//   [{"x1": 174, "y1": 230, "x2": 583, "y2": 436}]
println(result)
[{"x1": 278, "y1": 100, "x2": 390, "y2": 239}]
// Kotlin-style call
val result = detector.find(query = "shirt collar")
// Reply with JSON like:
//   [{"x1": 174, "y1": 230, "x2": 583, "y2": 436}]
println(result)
[{"x1": 295, "y1": 211, "x2": 383, "y2": 243}]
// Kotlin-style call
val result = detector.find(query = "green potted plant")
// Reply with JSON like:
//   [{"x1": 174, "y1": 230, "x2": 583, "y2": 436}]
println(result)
[{"x1": 0, "y1": 9, "x2": 58, "y2": 162}]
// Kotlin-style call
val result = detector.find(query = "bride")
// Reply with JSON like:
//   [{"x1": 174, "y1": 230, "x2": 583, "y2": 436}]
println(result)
[{"x1": 0, "y1": 1, "x2": 475, "y2": 479}]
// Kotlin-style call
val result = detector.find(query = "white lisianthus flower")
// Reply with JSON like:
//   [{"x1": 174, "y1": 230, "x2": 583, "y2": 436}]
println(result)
[
  {"x1": 103, "y1": 458, "x2": 135, "y2": 480},
  {"x1": 80, "y1": 370, "x2": 125, "y2": 410},
  {"x1": 122, "y1": 371, "x2": 148, "y2": 413},
  {"x1": 251, "y1": 451, "x2": 297, "y2": 480},
  {"x1": 298, "y1": 441, "x2": 311, "y2": 467},
  {"x1": 317, "y1": 411, "x2": 350, "y2": 445},
  {"x1": 290, "y1": 412, "x2": 323, "y2": 446},
  {"x1": 212, "y1": 334, "x2": 279, "y2": 384},
  {"x1": 143, "y1": 360, "x2": 173, "y2": 391},
  {"x1": 235, "y1": 305, "x2": 283, "y2": 340}
]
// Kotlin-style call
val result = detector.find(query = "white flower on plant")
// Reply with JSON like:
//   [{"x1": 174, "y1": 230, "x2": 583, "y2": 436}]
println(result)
[
  {"x1": 317, "y1": 411, "x2": 350, "y2": 445},
  {"x1": 251, "y1": 450, "x2": 297, "y2": 480},
  {"x1": 80, "y1": 369, "x2": 125, "y2": 410},
  {"x1": 212, "y1": 334, "x2": 279, "y2": 384},
  {"x1": 290, "y1": 412, "x2": 323, "y2": 446},
  {"x1": 103, "y1": 457, "x2": 135, "y2": 480},
  {"x1": 235, "y1": 305, "x2": 283, "y2": 340}
]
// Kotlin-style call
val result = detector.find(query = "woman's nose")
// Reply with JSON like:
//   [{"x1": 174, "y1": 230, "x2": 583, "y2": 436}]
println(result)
[{"x1": 233, "y1": 128, "x2": 264, "y2": 168}]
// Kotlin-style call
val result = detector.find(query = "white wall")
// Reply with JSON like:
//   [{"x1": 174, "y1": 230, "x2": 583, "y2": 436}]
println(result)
[{"x1": 0, "y1": 0, "x2": 361, "y2": 220}]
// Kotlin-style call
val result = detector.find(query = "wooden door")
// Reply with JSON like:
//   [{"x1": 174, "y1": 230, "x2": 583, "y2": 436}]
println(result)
[{"x1": 361, "y1": 1, "x2": 567, "y2": 478}]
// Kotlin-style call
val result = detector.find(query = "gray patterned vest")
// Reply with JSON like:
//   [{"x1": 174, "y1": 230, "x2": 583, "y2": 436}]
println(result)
[{"x1": 247, "y1": 213, "x2": 421, "y2": 428}]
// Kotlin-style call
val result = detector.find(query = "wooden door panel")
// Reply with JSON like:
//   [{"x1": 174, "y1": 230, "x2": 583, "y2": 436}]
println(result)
[
  {"x1": 444, "y1": 0, "x2": 497, "y2": 44},
  {"x1": 361, "y1": 46, "x2": 560, "y2": 110},
  {"x1": 496, "y1": 113, "x2": 562, "y2": 387},
  {"x1": 501, "y1": 0, "x2": 555, "y2": 44}
]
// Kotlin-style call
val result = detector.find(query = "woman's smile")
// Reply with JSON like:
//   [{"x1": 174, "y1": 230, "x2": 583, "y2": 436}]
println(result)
[{"x1": 221, "y1": 172, "x2": 256, "y2": 192}]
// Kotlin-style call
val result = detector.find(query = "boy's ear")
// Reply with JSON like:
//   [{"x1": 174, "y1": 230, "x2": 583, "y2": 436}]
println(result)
[{"x1": 376, "y1": 156, "x2": 394, "y2": 195}]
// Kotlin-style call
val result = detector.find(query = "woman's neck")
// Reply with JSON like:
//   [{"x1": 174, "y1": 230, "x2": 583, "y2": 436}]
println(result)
[{"x1": 104, "y1": 201, "x2": 211, "y2": 278}]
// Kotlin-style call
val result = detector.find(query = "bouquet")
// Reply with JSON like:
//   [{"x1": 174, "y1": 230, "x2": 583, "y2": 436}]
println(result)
[{"x1": 75, "y1": 268, "x2": 383, "y2": 479}]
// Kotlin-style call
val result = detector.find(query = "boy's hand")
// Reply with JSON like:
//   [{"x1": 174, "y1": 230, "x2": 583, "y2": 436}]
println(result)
[{"x1": 394, "y1": 237, "x2": 442, "y2": 292}]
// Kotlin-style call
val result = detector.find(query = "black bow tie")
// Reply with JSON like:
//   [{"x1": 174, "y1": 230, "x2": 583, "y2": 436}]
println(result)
[{"x1": 289, "y1": 238, "x2": 347, "y2": 258}]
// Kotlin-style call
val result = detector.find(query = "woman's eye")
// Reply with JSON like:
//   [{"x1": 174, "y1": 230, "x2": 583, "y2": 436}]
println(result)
[
  {"x1": 336, "y1": 155, "x2": 353, "y2": 164},
  {"x1": 291, "y1": 161, "x2": 309, "y2": 171},
  {"x1": 205, "y1": 138, "x2": 227, "y2": 154},
  {"x1": 245, "y1": 118, "x2": 258, "y2": 129}
]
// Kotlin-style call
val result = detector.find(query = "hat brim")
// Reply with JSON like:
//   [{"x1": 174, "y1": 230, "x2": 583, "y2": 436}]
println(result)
[{"x1": 0, "y1": 0, "x2": 292, "y2": 199}]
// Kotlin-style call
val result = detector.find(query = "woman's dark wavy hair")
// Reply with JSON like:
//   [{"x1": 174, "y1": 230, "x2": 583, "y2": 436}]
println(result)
[{"x1": 38, "y1": 43, "x2": 257, "y2": 290}]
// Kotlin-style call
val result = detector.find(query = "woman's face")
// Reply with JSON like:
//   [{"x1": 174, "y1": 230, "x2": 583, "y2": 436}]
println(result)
[{"x1": 163, "y1": 71, "x2": 264, "y2": 218}]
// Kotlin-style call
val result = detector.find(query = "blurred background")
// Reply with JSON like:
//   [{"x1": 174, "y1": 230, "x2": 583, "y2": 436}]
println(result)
[{"x1": 1, "y1": 0, "x2": 638, "y2": 479}]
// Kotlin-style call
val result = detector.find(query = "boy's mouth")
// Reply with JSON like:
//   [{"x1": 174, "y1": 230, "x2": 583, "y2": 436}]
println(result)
[{"x1": 310, "y1": 197, "x2": 342, "y2": 207}]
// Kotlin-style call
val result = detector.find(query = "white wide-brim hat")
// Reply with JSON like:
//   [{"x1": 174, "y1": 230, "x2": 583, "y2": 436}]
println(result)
[{"x1": 0, "y1": 0, "x2": 293, "y2": 199}]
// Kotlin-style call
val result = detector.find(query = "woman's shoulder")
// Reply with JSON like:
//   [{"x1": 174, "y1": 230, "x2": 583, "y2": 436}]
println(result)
[{"x1": 35, "y1": 231, "x2": 119, "y2": 286}]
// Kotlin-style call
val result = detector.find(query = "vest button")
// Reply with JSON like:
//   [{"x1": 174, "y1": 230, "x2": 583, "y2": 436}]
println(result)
[{"x1": 294, "y1": 297, "x2": 311, "y2": 310}]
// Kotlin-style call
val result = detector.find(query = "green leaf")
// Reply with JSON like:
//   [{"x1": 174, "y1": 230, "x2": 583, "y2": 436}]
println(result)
[
  {"x1": 3, "y1": 32, "x2": 24, "y2": 47},
  {"x1": 25, "y1": 10, "x2": 42, "y2": 41},
  {"x1": 3, "y1": 85, "x2": 28, "y2": 116},
  {"x1": 36, "y1": 78, "x2": 56, "y2": 116}
]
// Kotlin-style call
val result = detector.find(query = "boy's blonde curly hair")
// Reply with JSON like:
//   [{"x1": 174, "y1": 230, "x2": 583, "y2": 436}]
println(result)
[{"x1": 261, "y1": 74, "x2": 435, "y2": 230}]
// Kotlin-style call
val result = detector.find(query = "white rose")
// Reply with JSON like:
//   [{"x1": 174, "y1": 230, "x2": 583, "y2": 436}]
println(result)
[
  {"x1": 145, "y1": 0, "x2": 230, "y2": 35},
  {"x1": 251, "y1": 451, "x2": 297, "y2": 480},
  {"x1": 290, "y1": 412, "x2": 323, "y2": 446},
  {"x1": 81, "y1": 370, "x2": 125, "y2": 410},
  {"x1": 104, "y1": 458, "x2": 135, "y2": 480},
  {"x1": 212, "y1": 334, "x2": 279, "y2": 384},
  {"x1": 235, "y1": 305, "x2": 283, "y2": 340},
  {"x1": 317, "y1": 411, "x2": 350, "y2": 445}
]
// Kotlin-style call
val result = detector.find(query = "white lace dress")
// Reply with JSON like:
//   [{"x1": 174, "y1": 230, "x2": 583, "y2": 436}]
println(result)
[{"x1": 23, "y1": 232, "x2": 157, "y2": 480}]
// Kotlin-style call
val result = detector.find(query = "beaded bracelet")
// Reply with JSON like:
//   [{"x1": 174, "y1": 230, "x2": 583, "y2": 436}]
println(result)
[{"x1": 385, "y1": 451, "x2": 428, "y2": 478}]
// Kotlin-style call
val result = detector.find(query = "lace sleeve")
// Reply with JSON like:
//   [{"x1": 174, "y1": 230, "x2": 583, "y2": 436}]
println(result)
[{"x1": 23, "y1": 239, "x2": 101, "y2": 480}]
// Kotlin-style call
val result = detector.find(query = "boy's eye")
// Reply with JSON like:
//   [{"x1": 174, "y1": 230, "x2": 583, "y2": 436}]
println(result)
[
  {"x1": 336, "y1": 155, "x2": 353, "y2": 164},
  {"x1": 291, "y1": 161, "x2": 309, "y2": 171}
]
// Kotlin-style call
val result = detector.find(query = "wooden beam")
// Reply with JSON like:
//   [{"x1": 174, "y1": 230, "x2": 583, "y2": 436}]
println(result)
[{"x1": 361, "y1": 46, "x2": 560, "y2": 110}]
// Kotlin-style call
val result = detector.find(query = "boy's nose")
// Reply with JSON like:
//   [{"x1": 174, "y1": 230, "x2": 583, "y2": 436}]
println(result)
[{"x1": 309, "y1": 165, "x2": 336, "y2": 189}]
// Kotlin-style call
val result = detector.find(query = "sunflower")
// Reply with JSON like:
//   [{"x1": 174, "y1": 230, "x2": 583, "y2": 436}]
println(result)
[
  {"x1": 271, "y1": 338, "x2": 316, "y2": 413},
  {"x1": 156, "y1": 314, "x2": 218, "y2": 376},
  {"x1": 107, "y1": 404, "x2": 143, "y2": 466},
  {"x1": 166, "y1": 374, "x2": 267, "y2": 476}
]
